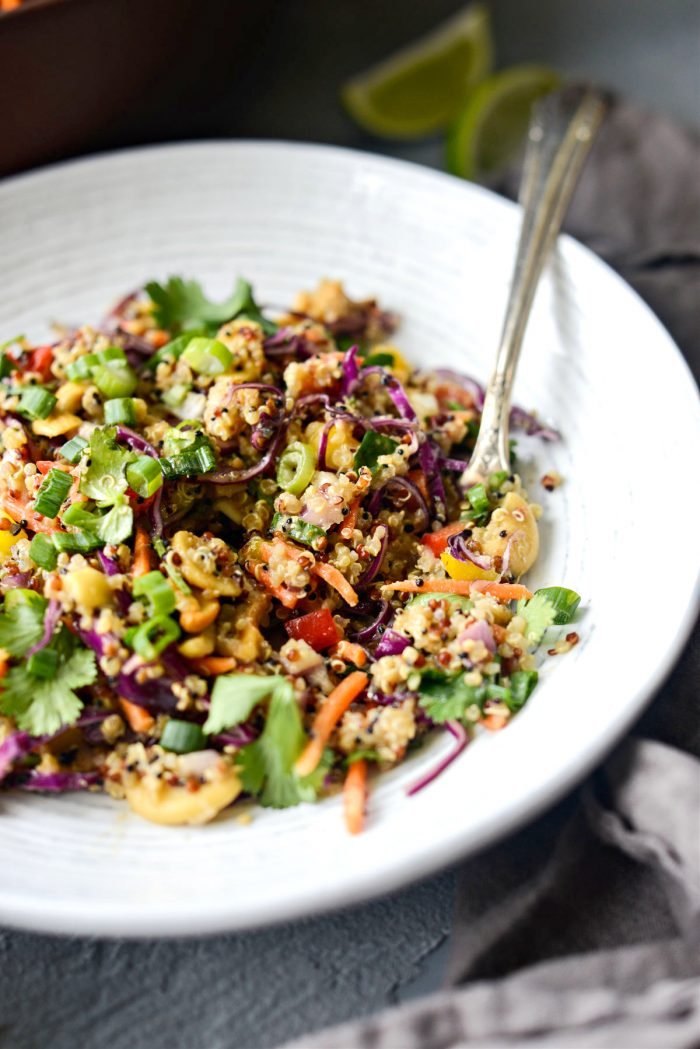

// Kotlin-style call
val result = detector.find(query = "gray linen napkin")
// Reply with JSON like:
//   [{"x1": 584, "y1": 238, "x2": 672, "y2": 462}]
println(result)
[{"x1": 283, "y1": 99, "x2": 700, "y2": 1049}]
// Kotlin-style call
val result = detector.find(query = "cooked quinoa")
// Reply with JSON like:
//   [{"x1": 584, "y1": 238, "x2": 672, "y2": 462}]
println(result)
[{"x1": 0, "y1": 276, "x2": 580, "y2": 831}]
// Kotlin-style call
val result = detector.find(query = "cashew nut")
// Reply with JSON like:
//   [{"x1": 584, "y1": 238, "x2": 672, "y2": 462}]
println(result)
[
  {"x1": 126, "y1": 761, "x2": 242, "y2": 825},
  {"x1": 171, "y1": 531, "x2": 242, "y2": 596},
  {"x1": 215, "y1": 590, "x2": 270, "y2": 663},
  {"x1": 178, "y1": 625, "x2": 216, "y2": 659},
  {"x1": 479, "y1": 492, "x2": 539, "y2": 577},
  {"x1": 179, "y1": 595, "x2": 220, "y2": 634}
]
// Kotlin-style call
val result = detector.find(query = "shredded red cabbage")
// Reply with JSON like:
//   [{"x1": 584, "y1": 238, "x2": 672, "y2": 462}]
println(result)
[
  {"x1": 357, "y1": 528, "x2": 389, "y2": 587},
  {"x1": 367, "y1": 476, "x2": 430, "y2": 532},
  {"x1": 0, "y1": 731, "x2": 33, "y2": 782},
  {"x1": 202, "y1": 424, "x2": 287, "y2": 485},
  {"x1": 418, "y1": 439, "x2": 446, "y2": 517},
  {"x1": 25, "y1": 598, "x2": 62, "y2": 658},
  {"x1": 447, "y1": 531, "x2": 493, "y2": 571},
  {"x1": 349, "y1": 600, "x2": 391, "y2": 643},
  {"x1": 340, "y1": 345, "x2": 361, "y2": 395},
  {"x1": 316, "y1": 419, "x2": 334, "y2": 471},
  {"x1": 19, "y1": 771, "x2": 101, "y2": 793},
  {"x1": 510, "y1": 405, "x2": 560, "y2": 441},
  {"x1": 440, "y1": 455, "x2": 471, "y2": 472},
  {"x1": 263, "y1": 328, "x2": 314, "y2": 359},
  {"x1": 115, "y1": 426, "x2": 158, "y2": 458},
  {"x1": 406, "y1": 721, "x2": 468, "y2": 796}
]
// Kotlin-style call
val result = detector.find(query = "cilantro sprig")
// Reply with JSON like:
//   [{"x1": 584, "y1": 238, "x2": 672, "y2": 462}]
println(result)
[{"x1": 145, "y1": 276, "x2": 278, "y2": 336}]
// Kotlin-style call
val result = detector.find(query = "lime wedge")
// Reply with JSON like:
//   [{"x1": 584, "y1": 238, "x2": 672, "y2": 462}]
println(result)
[
  {"x1": 342, "y1": 4, "x2": 492, "y2": 140},
  {"x1": 447, "y1": 66, "x2": 561, "y2": 182}
]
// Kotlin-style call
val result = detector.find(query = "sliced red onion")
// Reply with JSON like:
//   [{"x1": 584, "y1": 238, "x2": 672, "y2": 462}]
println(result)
[
  {"x1": 459, "y1": 619, "x2": 496, "y2": 653},
  {"x1": 115, "y1": 426, "x2": 158, "y2": 458},
  {"x1": 356, "y1": 367, "x2": 418, "y2": 422},
  {"x1": 447, "y1": 531, "x2": 493, "y2": 571},
  {"x1": 0, "y1": 731, "x2": 33, "y2": 782},
  {"x1": 1, "y1": 571, "x2": 32, "y2": 590},
  {"x1": 375, "y1": 629, "x2": 410, "y2": 658},
  {"x1": 357, "y1": 527, "x2": 389, "y2": 587},
  {"x1": 349, "y1": 599, "x2": 391, "y2": 643},
  {"x1": 19, "y1": 770, "x2": 101, "y2": 793},
  {"x1": 263, "y1": 328, "x2": 314, "y2": 359},
  {"x1": 25, "y1": 599, "x2": 62, "y2": 658},
  {"x1": 406, "y1": 721, "x2": 469, "y2": 796}
]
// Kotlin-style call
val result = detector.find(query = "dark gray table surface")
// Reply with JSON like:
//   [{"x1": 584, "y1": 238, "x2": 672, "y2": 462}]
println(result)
[{"x1": 0, "y1": 3, "x2": 698, "y2": 1048}]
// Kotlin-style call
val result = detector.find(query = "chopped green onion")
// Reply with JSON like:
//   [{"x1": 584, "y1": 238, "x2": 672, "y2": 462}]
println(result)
[
  {"x1": 160, "y1": 719, "x2": 206, "y2": 754},
  {"x1": 161, "y1": 383, "x2": 191, "y2": 408},
  {"x1": 363, "y1": 352, "x2": 394, "y2": 367},
  {"x1": 145, "y1": 330, "x2": 206, "y2": 372},
  {"x1": 92, "y1": 363, "x2": 138, "y2": 399},
  {"x1": 270, "y1": 512, "x2": 326, "y2": 550},
  {"x1": 488, "y1": 470, "x2": 509, "y2": 490},
  {"x1": 466, "y1": 482, "x2": 490, "y2": 519},
  {"x1": 534, "y1": 587, "x2": 581, "y2": 625},
  {"x1": 51, "y1": 529, "x2": 101, "y2": 553},
  {"x1": 353, "y1": 431, "x2": 398, "y2": 472},
  {"x1": 19, "y1": 386, "x2": 57, "y2": 420},
  {"x1": 61, "y1": 503, "x2": 98, "y2": 529},
  {"x1": 95, "y1": 346, "x2": 127, "y2": 366},
  {"x1": 27, "y1": 648, "x2": 59, "y2": 679},
  {"x1": 181, "y1": 337, "x2": 233, "y2": 376},
  {"x1": 158, "y1": 436, "x2": 216, "y2": 479},
  {"x1": 29, "y1": 532, "x2": 58, "y2": 570},
  {"x1": 408, "y1": 592, "x2": 473, "y2": 611},
  {"x1": 276, "y1": 441, "x2": 316, "y2": 495},
  {"x1": 132, "y1": 614, "x2": 181, "y2": 661},
  {"x1": 104, "y1": 397, "x2": 136, "y2": 426},
  {"x1": 34, "y1": 469, "x2": 73, "y2": 519},
  {"x1": 126, "y1": 456, "x2": 163, "y2": 498},
  {"x1": 59, "y1": 435, "x2": 88, "y2": 464},
  {"x1": 65, "y1": 354, "x2": 97, "y2": 381},
  {"x1": 507, "y1": 669, "x2": 539, "y2": 711},
  {"x1": 133, "y1": 570, "x2": 176, "y2": 616}
]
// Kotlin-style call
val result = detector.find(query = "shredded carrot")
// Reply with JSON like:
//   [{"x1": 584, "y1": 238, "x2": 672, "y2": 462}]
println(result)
[
  {"x1": 190, "y1": 655, "x2": 238, "y2": 676},
  {"x1": 1, "y1": 494, "x2": 58, "y2": 535},
  {"x1": 482, "y1": 714, "x2": 508, "y2": 732},
  {"x1": 0, "y1": 655, "x2": 8, "y2": 680},
  {"x1": 35, "y1": 461, "x2": 72, "y2": 475},
  {"x1": 132, "y1": 524, "x2": 153, "y2": 578},
  {"x1": 148, "y1": 329, "x2": 170, "y2": 349},
  {"x1": 341, "y1": 497, "x2": 363, "y2": 535},
  {"x1": 313, "y1": 561, "x2": 359, "y2": 607},
  {"x1": 295, "y1": 670, "x2": 369, "y2": 777},
  {"x1": 330, "y1": 640, "x2": 367, "y2": 667},
  {"x1": 344, "y1": 759, "x2": 368, "y2": 835},
  {"x1": 246, "y1": 560, "x2": 299, "y2": 609},
  {"x1": 119, "y1": 698, "x2": 154, "y2": 734},
  {"x1": 382, "y1": 578, "x2": 532, "y2": 601},
  {"x1": 470, "y1": 580, "x2": 532, "y2": 601}
]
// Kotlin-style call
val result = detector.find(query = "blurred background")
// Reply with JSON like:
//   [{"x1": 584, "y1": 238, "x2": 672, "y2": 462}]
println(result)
[{"x1": 0, "y1": 0, "x2": 698, "y2": 178}]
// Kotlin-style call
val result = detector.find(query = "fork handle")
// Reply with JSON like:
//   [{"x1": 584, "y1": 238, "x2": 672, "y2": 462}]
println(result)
[{"x1": 462, "y1": 86, "x2": 607, "y2": 485}]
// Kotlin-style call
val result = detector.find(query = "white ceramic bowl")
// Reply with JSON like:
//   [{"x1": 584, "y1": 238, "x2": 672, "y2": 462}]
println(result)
[{"x1": 0, "y1": 142, "x2": 698, "y2": 937}]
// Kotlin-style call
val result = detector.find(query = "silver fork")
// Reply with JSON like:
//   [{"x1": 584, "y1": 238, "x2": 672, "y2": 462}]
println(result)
[{"x1": 461, "y1": 85, "x2": 607, "y2": 488}]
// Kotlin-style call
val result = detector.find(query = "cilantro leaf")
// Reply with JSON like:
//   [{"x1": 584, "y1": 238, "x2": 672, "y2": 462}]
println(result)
[
  {"x1": 145, "y1": 276, "x2": 277, "y2": 336},
  {"x1": 81, "y1": 427, "x2": 136, "y2": 506},
  {"x1": 516, "y1": 592, "x2": 556, "y2": 645},
  {"x1": 0, "y1": 591, "x2": 47, "y2": 658},
  {"x1": 0, "y1": 646, "x2": 96, "y2": 735},
  {"x1": 418, "y1": 669, "x2": 484, "y2": 724},
  {"x1": 96, "y1": 497, "x2": 134, "y2": 545},
  {"x1": 238, "y1": 684, "x2": 319, "y2": 808},
  {"x1": 203, "y1": 673, "x2": 291, "y2": 735}
]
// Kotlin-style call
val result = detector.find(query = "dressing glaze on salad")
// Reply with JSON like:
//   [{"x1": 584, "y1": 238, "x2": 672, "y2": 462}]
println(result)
[{"x1": 0, "y1": 277, "x2": 580, "y2": 831}]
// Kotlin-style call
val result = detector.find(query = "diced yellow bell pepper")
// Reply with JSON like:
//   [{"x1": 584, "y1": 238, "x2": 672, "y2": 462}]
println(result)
[
  {"x1": 0, "y1": 513, "x2": 27, "y2": 558},
  {"x1": 373, "y1": 344, "x2": 411, "y2": 384},
  {"x1": 32, "y1": 413, "x2": 81, "y2": 438},
  {"x1": 440, "y1": 550, "x2": 499, "y2": 582}
]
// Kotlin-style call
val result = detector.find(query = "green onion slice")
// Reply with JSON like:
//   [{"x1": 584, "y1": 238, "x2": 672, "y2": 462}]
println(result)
[
  {"x1": 181, "y1": 337, "x2": 233, "y2": 376},
  {"x1": 133, "y1": 570, "x2": 176, "y2": 617},
  {"x1": 276, "y1": 441, "x2": 316, "y2": 495},
  {"x1": 19, "y1": 386, "x2": 57, "y2": 420},
  {"x1": 534, "y1": 587, "x2": 581, "y2": 625},
  {"x1": 132, "y1": 614, "x2": 181, "y2": 661},
  {"x1": 104, "y1": 397, "x2": 136, "y2": 426},
  {"x1": 34, "y1": 469, "x2": 73, "y2": 519},
  {"x1": 126, "y1": 456, "x2": 163, "y2": 499},
  {"x1": 160, "y1": 719, "x2": 206, "y2": 754},
  {"x1": 59, "y1": 435, "x2": 88, "y2": 464},
  {"x1": 92, "y1": 363, "x2": 138, "y2": 399},
  {"x1": 29, "y1": 533, "x2": 58, "y2": 571}
]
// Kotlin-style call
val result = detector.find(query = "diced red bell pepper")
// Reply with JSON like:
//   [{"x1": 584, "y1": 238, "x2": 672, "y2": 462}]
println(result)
[
  {"x1": 421, "y1": 521, "x2": 464, "y2": 556},
  {"x1": 285, "y1": 607, "x2": 340, "y2": 651},
  {"x1": 28, "y1": 345, "x2": 54, "y2": 380}
]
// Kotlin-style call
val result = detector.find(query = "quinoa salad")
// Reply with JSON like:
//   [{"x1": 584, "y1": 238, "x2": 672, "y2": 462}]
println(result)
[{"x1": 0, "y1": 276, "x2": 580, "y2": 832}]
